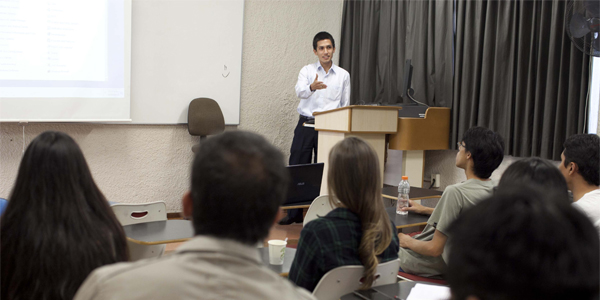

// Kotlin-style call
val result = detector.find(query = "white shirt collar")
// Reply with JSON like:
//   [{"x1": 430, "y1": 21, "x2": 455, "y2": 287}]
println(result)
[{"x1": 316, "y1": 61, "x2": 337, "y2": 74}]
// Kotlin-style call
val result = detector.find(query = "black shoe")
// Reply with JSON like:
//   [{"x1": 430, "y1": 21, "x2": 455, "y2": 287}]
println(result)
[{"x1": 278, "y1": 215, "x2": 303, "y2": 225}]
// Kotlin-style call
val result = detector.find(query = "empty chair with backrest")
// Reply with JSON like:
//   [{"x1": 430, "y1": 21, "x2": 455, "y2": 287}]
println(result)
[
  {"x1": 111, "y1": 201, "x2": 167, "y2": 261},
  {"x1": 312, "y1": 259, "x2": 401, "y2": 300},
  {"x1": 188, "y1": 98, "x2": 225, "y2": 153}
]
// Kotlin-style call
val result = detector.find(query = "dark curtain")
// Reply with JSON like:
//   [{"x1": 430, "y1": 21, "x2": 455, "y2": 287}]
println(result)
[
  {"x1": 339, "y1": 0, "x2": 453, "y2": 107},
  {"x1": 452, "y1": 0, "x2": 590, "y2": 160}
]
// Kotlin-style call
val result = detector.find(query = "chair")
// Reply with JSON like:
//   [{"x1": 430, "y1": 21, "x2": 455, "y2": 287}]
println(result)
[
  {"x1": 312, "y1": 259, "x2": 401, "y2": 300},
  {"x1": 397, "y1": 271, "x2": 447, "y2": 285},
  {"x1": 111, "y1": 201, "x2": 167, "y2": 261},
  {"x1": 188, "y1": 98, "x2": 225, "y2": 153},
  {"x1": 303, "y1": 195, "x2": 334, "y2": 227}
]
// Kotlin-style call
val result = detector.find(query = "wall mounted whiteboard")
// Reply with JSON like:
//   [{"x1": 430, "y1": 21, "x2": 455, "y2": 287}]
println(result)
[{"x1": 130, "y1": 0, "x2": 243, "y2": 124}]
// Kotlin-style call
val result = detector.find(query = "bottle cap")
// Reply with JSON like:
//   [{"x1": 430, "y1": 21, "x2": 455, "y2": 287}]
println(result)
[{"x1": 401, "y1": 176, "x2": 408, "y2": 180}]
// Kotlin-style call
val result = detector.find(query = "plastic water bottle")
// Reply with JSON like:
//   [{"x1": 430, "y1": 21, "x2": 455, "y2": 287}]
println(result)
[{"x1": 396, "y1": 176, "x2": 410, "y2": 215}]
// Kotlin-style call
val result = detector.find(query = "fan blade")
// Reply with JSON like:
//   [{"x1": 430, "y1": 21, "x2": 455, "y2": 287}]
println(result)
[{"x1": 570, "y1": 13, "x2": 591, "y2": 38}]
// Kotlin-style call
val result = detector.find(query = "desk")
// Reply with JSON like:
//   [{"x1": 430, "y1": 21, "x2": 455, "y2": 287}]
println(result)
[
  {"x1": 282, "y1": 187, "x2": 443, "y2": 211},
  {"x1": 382, "y1": 186, "x2": 443, "y2": 201},
  {"x1": 386, "y1": 207, "x2": 429, "y2": 229},
  {"x1": 341, "y1": 281, "x2": 445, "y2": 300},
  {"x1": 258, "y1": 247, "x2": 296, "y2": 277},
  {"x1": 123, "y1": 220, "x2": 194, "y2": 245}
]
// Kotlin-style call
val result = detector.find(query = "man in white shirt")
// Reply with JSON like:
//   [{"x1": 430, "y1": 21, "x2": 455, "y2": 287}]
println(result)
[
  {"x1": 559, "y1": 134, "x2": 600, "y2": 234},
  {"x1": 74, "y1": 131, "x2": 315, "y2": 300},
  {"x1": 280, "y1": 31, "x2": 351, "y2": 225}
]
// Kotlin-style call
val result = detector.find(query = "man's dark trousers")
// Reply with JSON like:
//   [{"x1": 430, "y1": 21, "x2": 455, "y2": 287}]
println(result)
[{"x1": 287, "y1": 115, "x2": 318, "y2": 220}]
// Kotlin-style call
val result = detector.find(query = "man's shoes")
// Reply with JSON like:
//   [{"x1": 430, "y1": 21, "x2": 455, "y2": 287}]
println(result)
[{"x1": 278, "y1": 215, "x2": 303, "y2": 225}]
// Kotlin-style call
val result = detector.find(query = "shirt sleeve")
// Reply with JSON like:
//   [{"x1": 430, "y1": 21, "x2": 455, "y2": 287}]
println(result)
[
  {"x1": 340, "y1": 72, "x2": 351, "y2": 107},
  {"x1": 288, "y1": 223, "x2": 323, "y2": 292},
  {"x1": 433, "y1": 186, "x2": 463, "y2": 236},
  {"x1": 295, "y1": 66, "x2": 315, "y2": 99}
]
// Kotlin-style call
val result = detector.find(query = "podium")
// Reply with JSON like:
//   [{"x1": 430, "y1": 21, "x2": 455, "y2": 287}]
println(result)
[
  {"x1": 313, "y1": 106, "x2": 401, "y2": 194},
  {"x1": 314, "y1": 106, "x2": 451, "y2": 194}
]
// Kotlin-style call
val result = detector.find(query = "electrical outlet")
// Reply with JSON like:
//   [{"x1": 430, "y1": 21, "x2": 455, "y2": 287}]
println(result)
[{"x1": 431, "y1": 174, "x2": 441, "y2": 188}]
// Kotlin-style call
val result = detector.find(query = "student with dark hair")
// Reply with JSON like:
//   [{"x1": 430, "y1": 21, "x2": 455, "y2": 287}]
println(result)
[
  {"x1": 75, "y1": 131, "x2": 315, "y2": 300},
  {"x1": 397, "y1": 126, "x2": 504, "y2": 277},
  {"x1": 1, "y1": 131, "x2": 128, "y2": 300},
  {"x1": 446, "y1": 185, "x2": 599, "y2": 300},
  {"x1": 289, "y1": 137, "x2": 399, "y2": 292},
  {"x1": 559, "y1": 134, "x2": 600, "y2": 234},
  {"x1": 498, "y1": 157, "x2": 570, "y2": 203},
  {"x1": 282, "y1": 31, "x2": 351, "y2": 225}
]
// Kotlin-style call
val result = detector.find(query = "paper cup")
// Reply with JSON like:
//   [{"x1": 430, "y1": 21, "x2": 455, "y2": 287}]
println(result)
[{"x1": 268, "y1": 239, "x2": 287, "y2": 265}]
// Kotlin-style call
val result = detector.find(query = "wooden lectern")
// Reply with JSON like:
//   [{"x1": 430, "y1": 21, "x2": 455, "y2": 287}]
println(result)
[
  {"x1": 313, "y1": 105, "x2": 401, "y2": 194},
  {"x1": 314, "y1": 106, "x2": 451, "y2": 193}
]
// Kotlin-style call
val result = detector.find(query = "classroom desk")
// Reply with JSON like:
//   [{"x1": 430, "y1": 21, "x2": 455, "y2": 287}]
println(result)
[
  {"x1": 258, "y1": 247, "x2": 297, "y2": 277},
  {"x1": 341, "y1": 281, "x2": 446, "y2": 300},
  {"x1": 282, "y1": 186, "x2": 443, "y2": 211},
  {"x1": 381, "y1": 186, "x2": 443, "y2": 201},
  {"x1": 386, "y1": 207, "x2": 429, "y2": 229},
  {"x1": 123, "y1": 220, "x2": 194, "y2": 245}
]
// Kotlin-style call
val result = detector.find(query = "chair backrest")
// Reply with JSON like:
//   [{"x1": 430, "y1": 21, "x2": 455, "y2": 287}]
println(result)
[
  {"x1": 312, "y1": 259, "x2": 401, "y2": 300},
  {"x1": 303, "y1": 195, "x2": 334, "y2": 227},
  {"x1": 111, "y1": 201, "x2": 167, "y2": 226},
  {"x1": 188, "y1": 98, "x2": 225, "y2": 137}
]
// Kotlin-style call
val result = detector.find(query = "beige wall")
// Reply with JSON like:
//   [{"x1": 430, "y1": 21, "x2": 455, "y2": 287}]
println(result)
[{"x1": 0, "y1": 0, "x2": 345, "y2": 212}]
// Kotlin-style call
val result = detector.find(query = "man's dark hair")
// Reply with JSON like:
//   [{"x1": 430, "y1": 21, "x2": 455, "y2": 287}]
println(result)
[
  {"x1": 563, "y1": 134, "x2": 599, "y2": 186},
  {"x1": 447, "y1": 185, "x2": 599, "y2": 300},
  {"x1": 190, "y1": 131, "x2": 289, "y2": 245},
  {"x1": 499, "y1": 157, "x2": 570, "y2": 203},
  {"x1": 461, "y1": 126, "x2": 504, "y2": 178},
  {"x1": 313, "y1": 31, "x2": 335, "y2": 50}
]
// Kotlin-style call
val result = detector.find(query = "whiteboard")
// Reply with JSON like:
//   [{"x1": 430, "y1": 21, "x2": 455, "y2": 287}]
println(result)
[{"x1": 130, "y1": 0, "x2": 243, "y2": 124}]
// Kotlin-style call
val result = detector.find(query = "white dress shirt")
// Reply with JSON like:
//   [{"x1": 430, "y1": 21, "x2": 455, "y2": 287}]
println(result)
[
  {"x1": 74, "y1": 236, "x2": 315, "y2": 300},
  {"x1": 573, "y1": 189, "x2": 600, "y2": 237},
  {"x1": 295, "y1": 61, "x2": 350, "y2": 118}
]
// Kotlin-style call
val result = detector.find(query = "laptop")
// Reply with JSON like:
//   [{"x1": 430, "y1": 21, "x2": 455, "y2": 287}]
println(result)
[{"x1": 283, "y1": 163, "x2": 324, "y2": 206}]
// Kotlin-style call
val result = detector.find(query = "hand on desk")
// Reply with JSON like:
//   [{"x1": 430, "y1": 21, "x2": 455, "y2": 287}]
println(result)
[{"x1": 401, "y1": 200, "x2": 434, "y2": 215}]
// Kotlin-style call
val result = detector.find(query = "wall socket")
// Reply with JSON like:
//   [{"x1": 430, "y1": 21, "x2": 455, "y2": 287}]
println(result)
[{"x1": 431, "y1": 174, "x2": 441, "y2": 188}]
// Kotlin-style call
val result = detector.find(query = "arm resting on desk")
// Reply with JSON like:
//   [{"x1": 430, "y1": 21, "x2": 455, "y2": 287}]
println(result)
[
  {"x1": 401, "y1": 200, "x2": 434, "y2": 215},
  {"x1": 398, "y1": 229, "x2": 447, "y2": 257}
]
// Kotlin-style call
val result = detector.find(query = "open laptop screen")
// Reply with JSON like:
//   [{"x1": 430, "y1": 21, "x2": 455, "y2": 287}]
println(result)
[{"x1": 283, "y1": 163, "x2": 324, "y2": 206}]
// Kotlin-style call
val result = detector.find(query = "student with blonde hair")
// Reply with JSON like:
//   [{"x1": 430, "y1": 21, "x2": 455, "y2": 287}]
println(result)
[{"x1": 289, "y1": 137, "x2": 399, "y2": 292}]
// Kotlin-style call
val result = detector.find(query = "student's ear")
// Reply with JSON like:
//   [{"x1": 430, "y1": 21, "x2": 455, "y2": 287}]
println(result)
[
  {"x1": 569, "y1": 162, "x2": 578, "y2": 176},
  {"x1": 182, "y1": 191, "x2": 193, "y2": 219},
  {"x1": 313, "y1": 48, "x2": 318, "y2": 56}
]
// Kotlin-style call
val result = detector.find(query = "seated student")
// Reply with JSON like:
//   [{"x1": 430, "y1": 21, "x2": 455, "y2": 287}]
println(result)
[
  {"x1": 1, "y1": 131, "x2": 128, "y2": 300},
  {"x1": 498, "y1": 157, "x2": 570, "y2": 202},
  {"x1": 446, "y1": 185, "x2": 599, "y2": 300},
  {"x1": 559, "y1": 134, "x2": 600, "y2": 234},
  {"x1": 75, "y1": 131, "x2": 314, "y2": 300},
  {"x1": 397, "y1": 127, "x2": 504, "y2": 277},
  {"x1": 289, "y1": 137, "x2": 399, "y2": 292}
]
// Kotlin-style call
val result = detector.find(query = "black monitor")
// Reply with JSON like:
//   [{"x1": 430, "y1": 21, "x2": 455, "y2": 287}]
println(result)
[{"x1": 283, "y1": 163, "x2": 324, "y2": 206}]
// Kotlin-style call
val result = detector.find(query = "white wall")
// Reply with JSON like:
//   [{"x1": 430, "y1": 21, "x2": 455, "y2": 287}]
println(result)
[{"x1": 0, "y1": 0, "x2": 345, "y2": 212}]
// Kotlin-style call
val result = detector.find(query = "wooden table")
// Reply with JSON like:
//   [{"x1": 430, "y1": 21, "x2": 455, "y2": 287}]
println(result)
[
  {"x1": 386, "y1": 207, "x2": 429, "y2": 229},
  {"x1": 341, "y1": 281, "x2": 447, "y2": 300},
  {"x1": 123, "y1": 220, "x2": 194, "y2": 245}
]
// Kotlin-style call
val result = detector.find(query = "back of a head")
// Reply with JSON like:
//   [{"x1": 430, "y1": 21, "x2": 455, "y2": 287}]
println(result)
[
  {"x1": 313, "y1": 31, "x2": 335, "y2": 50},
  {"x1": 1, "y1": 131, "x2": 127, "y2": 300},
  {"x1": 461, "y1": 127, "x2": 504, "y2": 179},
  {"x1": 327, "y1": 137, "x2": 392, "y2": 289},
  {"x1": 499, "y1": 157, "x2": 570, "y2": 203},
  {"x1": 563, "y1": 134, "x2": 600, "y2": 186},
  {"x1": 191, "y1": 131, "x2": 288, "y2": 245},
  {"x1": 447, "y1": 185, "x2": 599, "y2": 300}
]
